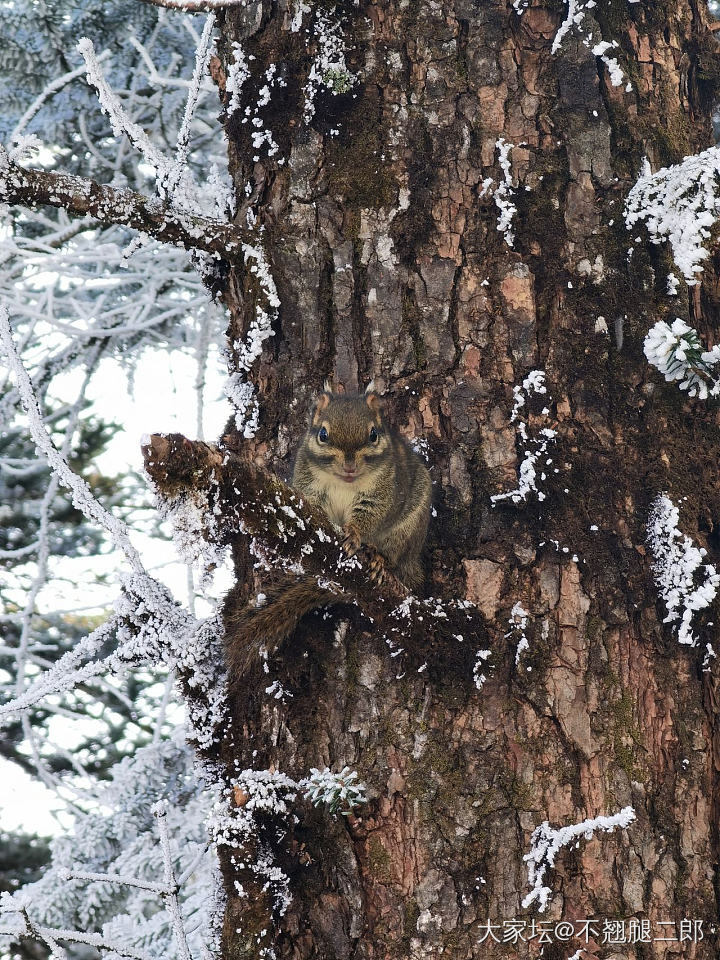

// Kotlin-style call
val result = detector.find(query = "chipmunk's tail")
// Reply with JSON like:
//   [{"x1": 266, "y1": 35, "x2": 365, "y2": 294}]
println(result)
[{"x1": 224, "y1": 576, "x2": 348, "y2": 680}]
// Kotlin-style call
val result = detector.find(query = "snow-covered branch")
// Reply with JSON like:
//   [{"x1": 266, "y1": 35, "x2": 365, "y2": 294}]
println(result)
[
  {"x1": 172, "y1": 14, "x2": 217, "y2": 198},
  {"x1": 142, "y1": 433, "x2": 485, "y2": 676},
  {"x1": 138, "y1": 0, "x2": 251, "y2": 9},
  {"x1": 0, "y1": 147, "x2": 252, "y2": 261},
  {"x1": 0, "y1": 737, "x2": 219, "y2": 960},
  {"x1": 0, "y1": 911, "x2": 155, "y2": 960},
  {"x1": 153, "y1": 801, "x2": 193, "y2": 960},
  {"x1": 522, "y1": 807, "x2": 636, "y2": 912},
  {"x1": 0, "y1": 306, "x2": 145, "y2": 574}
]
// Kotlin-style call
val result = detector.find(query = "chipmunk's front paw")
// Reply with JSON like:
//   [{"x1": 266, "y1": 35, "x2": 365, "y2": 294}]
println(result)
[
  {"x1": 368, "y1": 550, "x2": 387, "y2": 584},
  {"x1": 341, "y1": 524, "x2": 362, "y2": 557}
]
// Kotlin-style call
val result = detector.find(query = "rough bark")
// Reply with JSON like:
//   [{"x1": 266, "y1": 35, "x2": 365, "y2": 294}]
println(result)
[{"x1": 179, "y1": 0, "x2": 720, "y2": 957}]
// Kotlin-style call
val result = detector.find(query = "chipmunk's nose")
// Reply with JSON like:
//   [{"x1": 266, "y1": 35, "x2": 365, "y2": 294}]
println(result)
[{"x1": 342, "y1": 458, "x2": 357, "y2": 477}]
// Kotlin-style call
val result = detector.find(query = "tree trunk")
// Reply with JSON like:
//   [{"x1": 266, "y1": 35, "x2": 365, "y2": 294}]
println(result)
[{"x1": 208, "y1": 1, "x2": 720, "y2": 956}]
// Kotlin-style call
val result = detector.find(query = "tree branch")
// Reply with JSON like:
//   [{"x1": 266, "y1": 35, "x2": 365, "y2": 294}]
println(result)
[
  {"x1": 142, "y1": 433, "x2": 486, "y2": 676},
  {"x1": 137, "y1": 0, "x2": 251, "y2": 9},
  {"x1": 0, "y1": 148, "x2": 253, "y2": 262}
]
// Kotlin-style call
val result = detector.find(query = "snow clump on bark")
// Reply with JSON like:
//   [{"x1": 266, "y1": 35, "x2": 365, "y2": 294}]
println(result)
[
  {"x1": 626, "y1": 150, "x2": 720, "y2": 284},
  {"x1": 647, "y1": 494, "x2": 719, "y2": 648},
  {"x1": 491, "y1": 370, "x2": 557, "y2": 505}
]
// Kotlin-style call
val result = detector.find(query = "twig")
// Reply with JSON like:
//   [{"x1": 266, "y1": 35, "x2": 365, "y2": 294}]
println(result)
[
  {"x1": 153, "y1": 801, "x2": 194, "y2": 960},
  {"x1": 171, "y1": 13, "x2": 216, "y2": 196},
  {"x1": 10, "y1": 52, "x2": 111, "y2": 141},
  {"x1": 3, "y1": 907, "x2": 155, "y2": 960},
  {"x1": 61, "y1": 869, "x2": 169, "y2": 895},
  {"x1": 0, "y1": 306, "x2": 145, "y2": 573}
]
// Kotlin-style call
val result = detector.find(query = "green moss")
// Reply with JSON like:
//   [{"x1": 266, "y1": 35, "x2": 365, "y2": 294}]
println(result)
[
  {"x1": 499, "y1": 775, "x2": 534, "y2": 811},
  {"x1": 325, "y1": 92, "x2": 397, "y2": 208},
  {"x1": 344, "y1": 642, "x2": 360, "y2": 691},
  {"x1": 611, "y1": 690, "x2": 645, "y2": 780},
  {"x1": 367, "y1": 837, "x2": 392, "y2": 882},
  {"x1": 403, "y1": 899, "x2": 420, "y2": 938}
]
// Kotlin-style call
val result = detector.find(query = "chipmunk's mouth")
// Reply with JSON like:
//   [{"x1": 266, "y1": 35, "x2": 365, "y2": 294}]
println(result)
[{"x1": 336, "y1": 469, "x2": 361, "y2": 483}]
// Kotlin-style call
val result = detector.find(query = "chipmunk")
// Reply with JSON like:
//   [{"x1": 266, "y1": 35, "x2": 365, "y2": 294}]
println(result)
[
  {"x1": 292, "y1": 384, "x2": 431, "y2": 588},
  {"x1": 224, "y1": 385, "x2": 432, "y2": 679}
]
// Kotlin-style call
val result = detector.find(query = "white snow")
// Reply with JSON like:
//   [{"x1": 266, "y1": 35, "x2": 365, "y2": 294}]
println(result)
[
  {"x1": 626, "y1": 150, "x2": 720, "y2": 284},
  {"x1": 644, "y1": 318, "x2": 720, "y2": 400},
  {"x1": 491, "y1": 371, "x2": 556, "y2": 505},
  {"x1": 493, "y1": 138, "x2": 517, "y2": 248},
  {"x1": 647, "y1": 494, "x2": 719, "y2": 647},
  {"x1": 522, "y1": 807, "x2": 636, "y2": 912}
]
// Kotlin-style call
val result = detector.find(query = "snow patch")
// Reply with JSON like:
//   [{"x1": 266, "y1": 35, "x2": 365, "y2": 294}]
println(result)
[
  {"x1": 647, "y1": 494, "x2": 719, "y2": 648},
  {"x1": 523, "y1": 807, "x2": 636, "y2": 912}
]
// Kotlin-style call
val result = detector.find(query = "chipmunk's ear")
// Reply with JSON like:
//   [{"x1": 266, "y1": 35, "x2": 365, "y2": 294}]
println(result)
[
  {"x1": 310, "y1": 389, "x2": 332, "y2": 425},
  {"x1": 365, "y1": 383, "x2": 384, "y2": 419}
]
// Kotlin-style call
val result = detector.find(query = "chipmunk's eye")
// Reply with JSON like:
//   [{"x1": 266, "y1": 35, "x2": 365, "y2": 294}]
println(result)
[
  {"x1": 369, "y1": 426, "x2": 378, "y2": 444},
  {"x1": 318, "y1": 426, "x2": 329, "y2": 444}
]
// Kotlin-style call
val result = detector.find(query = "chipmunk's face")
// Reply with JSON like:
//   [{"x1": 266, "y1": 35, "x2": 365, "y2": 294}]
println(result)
[{"x1": 308, "y1": 391, "x2": 390, "y2": 484}]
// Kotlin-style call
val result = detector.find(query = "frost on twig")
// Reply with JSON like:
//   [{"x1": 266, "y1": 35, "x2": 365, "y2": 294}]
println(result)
[
  {"x1": 153, "y1": 801, "x2": 193, "y2": 960},
  {"x1": 491, "y1": 370, "x2": 557, "y2": 506},
  {"x1": 1, "y1": 310, "x2": 228, "y2": 752},
  {"x1": 647, "y1": 494, "x2": 719, "y2": 649},
  {"x1": 139, "y1": 0, "x2": 252, "y2": 8},
  {"x1": 0, "y1": 736, "x2": 219, "y2": 960},
  {"x1": 626, "y1": 150, "x2": 720, "y2": 285},
  {"x1": 0, "y1": 306, "x2": 144, "y2": 574},
  {"x1": 0, "y1": 146, "x2": 253, "y2": 260},
  {"x1": 300, "y1": 766, "x2": 367, "y2": 816},
  {"x1": 78, "y1": 27, "x2": 218, "y2": 213},
  {"x1": 1, "y1": 26, "x2": 250, "y2": 263},
  {"x1": 522, "y1": 807, "x2": 636, "y2": 912},
  {"x1": 644, "y1": 319, "x2": 720, "y2": 400}
]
